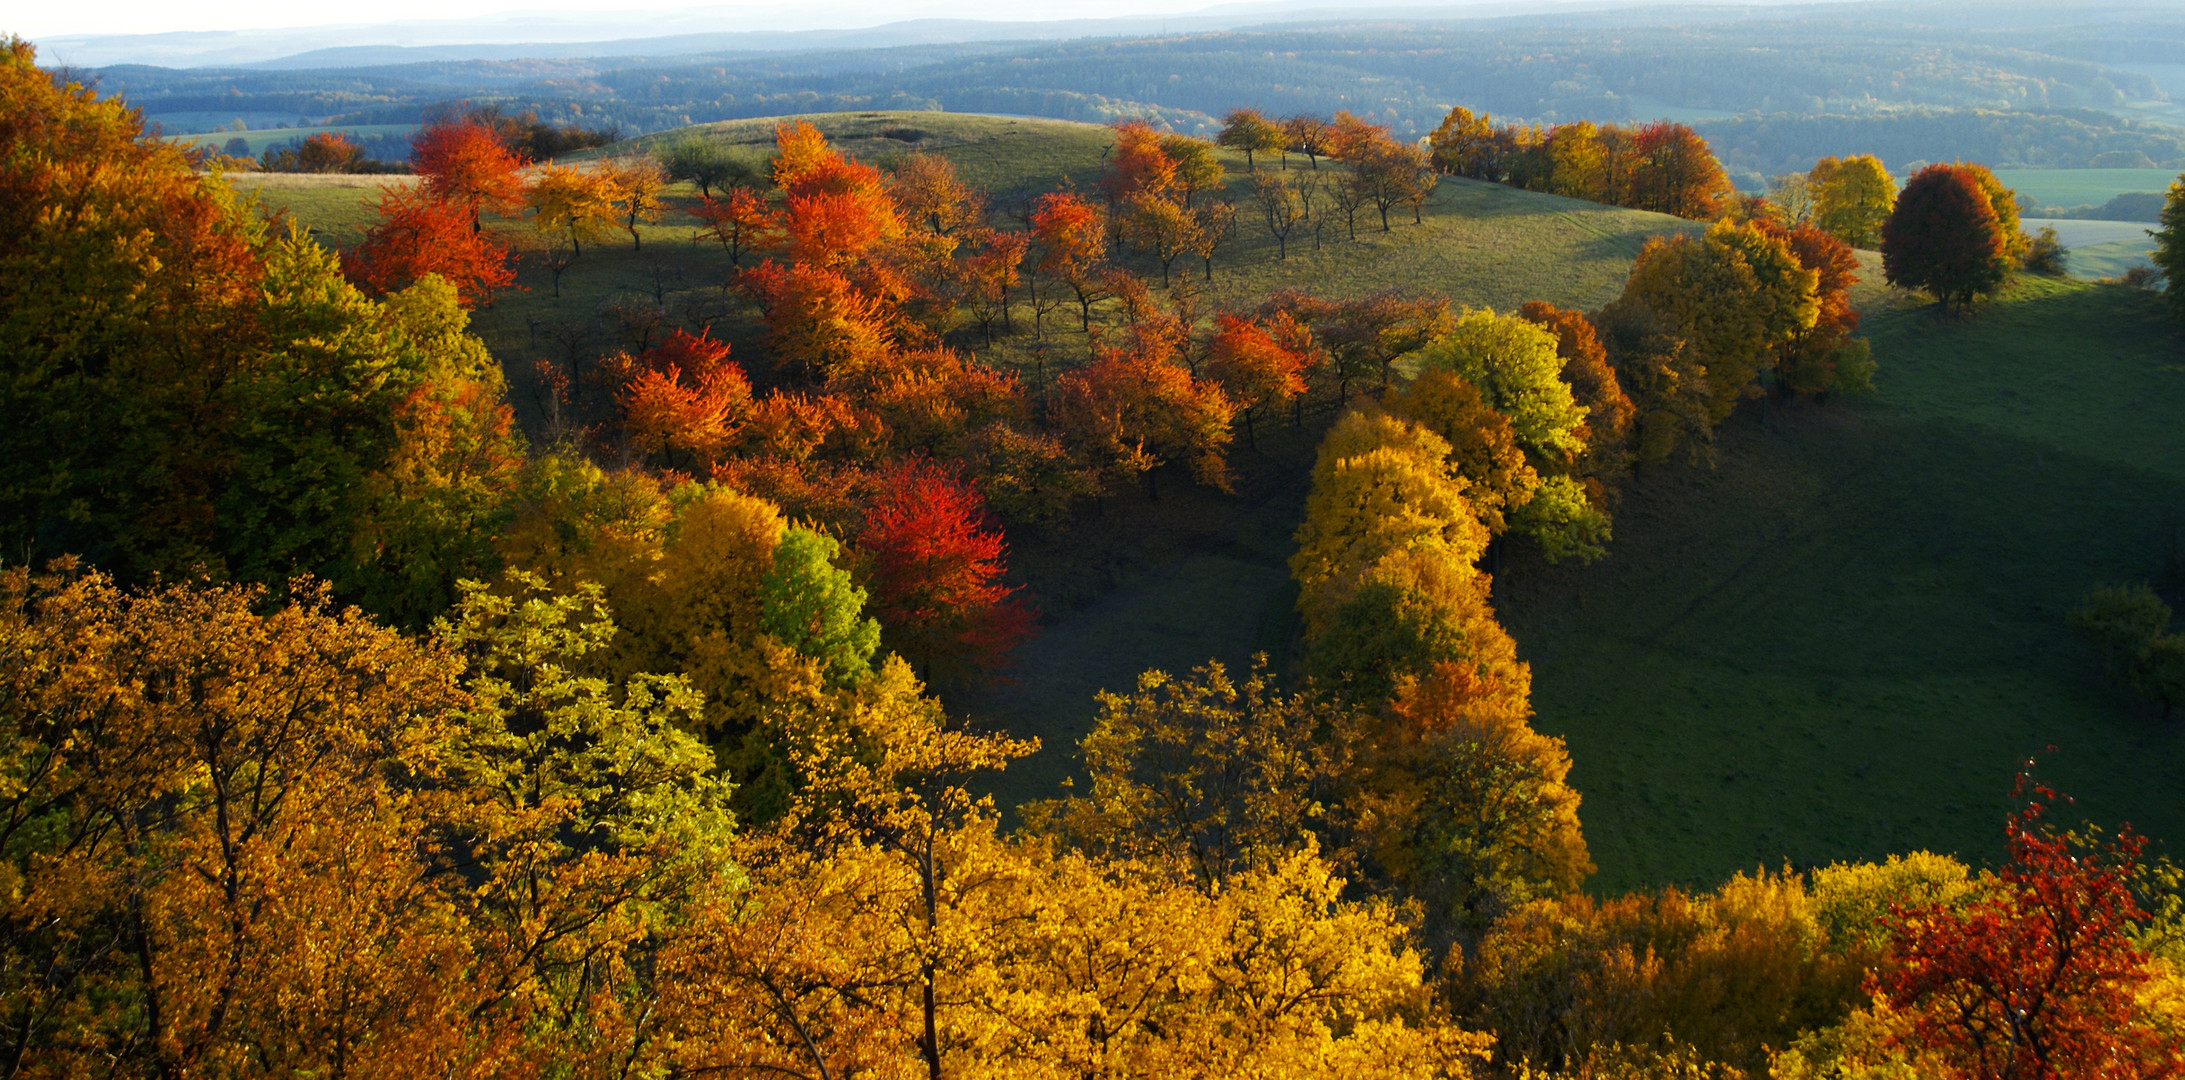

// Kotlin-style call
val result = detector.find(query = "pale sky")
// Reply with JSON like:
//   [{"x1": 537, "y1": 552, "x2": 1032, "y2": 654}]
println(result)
[{"x1": 14, "y1": 0, "x2": 1299, "y2": 39}]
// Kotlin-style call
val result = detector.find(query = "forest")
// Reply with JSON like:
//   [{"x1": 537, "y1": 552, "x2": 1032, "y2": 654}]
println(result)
[{"x1": 10, "y1": 17, "x2": 2185, "y2": 1079}]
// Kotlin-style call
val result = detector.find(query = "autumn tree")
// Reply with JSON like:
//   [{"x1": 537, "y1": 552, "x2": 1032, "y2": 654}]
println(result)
[
  {"x1": 1206, "y1": 313, "x2": 1312, "y2": 448},
  {"x1": 737, "y1": 259, "x2": 894, "y2": 382},
  {"x1": 1809, "y1": 153, "x2": 1895, "y2": 248},
  {"x1": 1219, "y1": 107, "x2": 1285, "y2": 171},
  {"x1": 259, "y1": 130, "x2": 368, "y2": 173},
  {"x1": 1050, "y1": 328, "x2": 1235, "y2": 500},
  {"x1": 527, "y1": 163, "x2": 620, "y2": 256},
  {"x1": 1277, "y1": 114, "x2": 1328, "y2": 169},
  {"x1": 1343, "y1": 659, "x2": 1591, "y2": 934},
  {"x1": 1769, "y1": 221, "x2": 1877, "y2": 397},
  {"x1": 1403, "y1": 307, "x2": 1590, "y2": 464},
  {"x1": 2151, "y1": 176, "x2": 2185, "y2": 320},
  {"x1": 692, "y1": 187, "x2": 780, "y2": 266},
  {"x1": 613, "y1": 328, "x2": 754, "y2": 470},
  {"x1": 1119, "y1": 190, "x2": 1202, "y2": 286},
  {"x1": 1382, "y1": 369, "x2": 1538, "y2": 536},
  {"x1": 1428, "y1": 105, "x2": 1501, "y2": 180},
  {"x1": 1029, "y1": 191, "x2": 1114, "y2": 330},
  {"x1": 603, "y1": 156, "x2": 667, "y2": 251},
  {"x1": 891, "y1": 151, "x2": 984, "y2": 235},
  {"x1": 1605, "y1": 221, "x2": 1820, "y2": 425},
  {"x1": 1161, "y1": 134, "x2": 1225, "y2": 207},
  {"x1": 1875, "y1": 773, "x2": 2185, "y2": 1076},
  {"x1": 410, "y1": 115, "x2": 528, "y2": 230},
  {"x1": 1882, "y1": 163, "x2": 2012, "y2": 312},
  {"x1": 859, "y1": 462, "x2": 1033, "y2": 684},
  {"x1": 1517, "y1": 300, "x2": 1635, "y2": 475},
  {"x1": 342, "y1": 184, "x2": 518, "y2": 306},
  {"x1": 1289, "y1": 409, "x2": 1487, "y2": 627},
  {"x1": 1630, "y1": 121, "x2": 1733, "y2": 220}
]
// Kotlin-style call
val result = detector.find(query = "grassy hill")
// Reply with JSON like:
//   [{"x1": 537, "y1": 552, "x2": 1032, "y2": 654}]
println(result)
[
  {"x1": 241, "y1": 111, "x2": 2185, "y2": 894},
  {"x1": 1500, "y1": 275, "x2": 2185, "y2": 892}
]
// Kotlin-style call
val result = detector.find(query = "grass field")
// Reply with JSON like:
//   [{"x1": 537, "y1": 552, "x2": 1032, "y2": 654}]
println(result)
[
  {"x1": 1499, "y1": 275, "x2": 2185, "y2": 892},
  {"x1": 1993, "y1": 167, "x2": 2178, "y2": 209},
  {"x1": 246, "y1": 112, "x2": 2185, "y2": 893},
  {"x1": 176, "y1": 124, "x2": 419, "y2": 156},
  {"x1": 226, "y1": 173, "x2": 416, "y2": 248},
  {"x1": 2021, "y1": 217, "x2": 2158, "y2": 281}
]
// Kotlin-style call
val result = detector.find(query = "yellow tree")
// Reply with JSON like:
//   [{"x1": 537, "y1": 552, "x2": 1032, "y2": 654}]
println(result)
[
  {"x1": 527, "y1": 164, "x2": 620, "y2": 256},
  {"x1": 1602, "y1": 220, "x2": 1817, "y2": 425},
  {"x1": 604, "y1": 156, "x2": 667, "y2": 251},
  {"x1": 1809, "y1": 154, "x2": 1895, "y2": 248},
  {"x1": 1401, "y1": 308, "x2": 1589, "y2": 464},
  {"x1": 1289, "y1": 409, "x2": 1486, "y2": 631},
  {"x1": 1383, "y1": 369, "x2": 1538, "y2": 536}
]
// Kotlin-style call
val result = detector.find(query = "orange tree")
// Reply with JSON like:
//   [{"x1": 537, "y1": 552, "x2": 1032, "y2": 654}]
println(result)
[
  {"x1": 342, "y1": 185, "x2": 517, "y2": 306},
  {"x1": 410, "y1": 116, "x2": 528, "y2": 230}
]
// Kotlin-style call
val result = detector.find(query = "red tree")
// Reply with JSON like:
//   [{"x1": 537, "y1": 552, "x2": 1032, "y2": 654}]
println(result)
[
  {"x1": 1875, "y1": 770, "x2": 2184, "y2": 1079},
  {"x1": 1882, "y1": 163, "x2": 2011, "y2": 313},
  {"x1": 1099, "y1": 121, "x2": 1179, "y2": 205},
  {"x1": 341, "y1": 185, "x2": 517, "y2": 306},
  {"x1": 859, "y1": 461, "x2": 1034, "y2": 683},
  {"x1": 409, "y1": 117, "x2": 528, "y2": 230}
]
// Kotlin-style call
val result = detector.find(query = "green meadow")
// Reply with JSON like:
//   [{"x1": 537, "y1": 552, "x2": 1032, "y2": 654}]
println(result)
[
  {"x1": 251, "y1": 112, "x2": 2185, "y2": 893},
  {"x1": 1992, "y1": 167, "x2": 2178, "y2": 208}
]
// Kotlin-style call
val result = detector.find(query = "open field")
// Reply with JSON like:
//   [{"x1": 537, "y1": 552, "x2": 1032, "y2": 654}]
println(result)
[
  {"x1": 226, "y1": 172, "x2": 416, "y2": 247},
  {"x1": 1993, "y1": 167, "x2": 2178, "y2": 208},
  {"x1": 1500, "y1": 275, "x2": 2185, "y2": 891},
  {"x1": 174, "y1": 124, "x2": 419, "y2": 156},
  {"x1": 2021, "y1": 217, "x2": 2158, "y2": 280},
  {"x1": 248, "y1": 112, "x2": 2185, "y2": 892}
]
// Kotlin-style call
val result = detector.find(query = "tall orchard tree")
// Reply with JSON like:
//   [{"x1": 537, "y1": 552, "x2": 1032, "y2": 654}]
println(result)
[
  {"x1": 526, "y1": 163, "x2": 620, "y2": 256},
  {"x1": 1206, "y1": 313, "x2": 1312, "y2": 448},
  {"x1": 342, "y1": 185, "x2": 517, "y2": 307},
  {"x1": 410, "y1": 115, "x2": 528, "y2": 230},
  {"x1": 1881, "y1": 163, "x2": 2011, "y2": 313}
]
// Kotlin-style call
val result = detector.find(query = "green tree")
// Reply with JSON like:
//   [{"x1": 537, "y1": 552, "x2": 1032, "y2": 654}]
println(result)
[
  {"x1": 1402, "y1": 308, "x2": 1590, "y2": 463},
  {"x1": 660, "y1": 136, "x2": 757, "y2": 197},
  {"x1": 2150, "y1": 175, "x2": 2185, "y2": 320},
  {"x1": 760, "y1": 525, "x2": 882, "y2": 688}
]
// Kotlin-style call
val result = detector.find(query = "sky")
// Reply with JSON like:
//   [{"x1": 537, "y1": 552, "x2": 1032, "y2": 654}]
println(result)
[{"x1": 13, "y1": 0, "x2": 1330, "y2": 39}]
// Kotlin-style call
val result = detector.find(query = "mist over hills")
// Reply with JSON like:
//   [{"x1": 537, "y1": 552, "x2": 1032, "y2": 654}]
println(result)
[{"x1": 49, "y1": 0, "x2": 2185, "y2": 175}]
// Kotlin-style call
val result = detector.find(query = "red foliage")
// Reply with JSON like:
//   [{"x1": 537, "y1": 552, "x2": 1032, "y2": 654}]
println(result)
[
  {"x1": 692, "y1": 188, "x2": 780, "y2": 266},
  {"x1": 1882, "y1": 163, "x2": 2010, "y2": 312},
  {"x1": 767, "y1": 120, "x2": 902, "y2": 269},
  {"x1": 1875, "y1": 771, "x2": 2183, "y2": 1079},
  {"x1": 409, "y1": 118, "x2": 528, "y2": 223},
  {"x1": 613, "y1": 329, "x2": 753, "y2": 469},
  {"x1": 859, "y1": 461, "x2": 1034, "y2": 682},
  {"x1": 1030, "y1": 191, "x2": 1108, "y2": 278},
  {"x1": 340, "y1": 186, "x2": 517, "y2": 306},
  {"x1": 1206, "y1": 313, "x2": 1311, "y2": 446}
]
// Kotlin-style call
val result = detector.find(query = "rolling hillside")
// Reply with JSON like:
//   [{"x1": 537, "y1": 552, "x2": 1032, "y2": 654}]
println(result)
[{"x1": 248, "y1": 111, "x2": 2185, "y2": 893}]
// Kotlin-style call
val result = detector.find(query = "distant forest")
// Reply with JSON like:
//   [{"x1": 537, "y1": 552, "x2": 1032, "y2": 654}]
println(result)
[{"x1": 84, "y1": 1, "x2": 2185, "y2": 174}]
